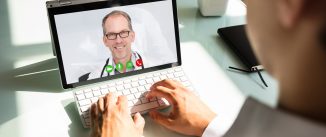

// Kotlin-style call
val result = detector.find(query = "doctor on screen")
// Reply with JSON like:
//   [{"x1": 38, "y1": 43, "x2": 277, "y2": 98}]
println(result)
[{"x1": 88, "y1": 10, "x2": 144, "y2": 80}]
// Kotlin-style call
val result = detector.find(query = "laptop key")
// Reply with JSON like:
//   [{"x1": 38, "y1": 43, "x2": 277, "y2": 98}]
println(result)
[
  {"x1": 124, "y1": 79, "x2": 131, "y2": 84},
  {"x1": 85, "y1": 92, "x2": 93, "y2": 98},
  {"x1": 124, "y1": 84, "x2": 132, "y2": 89},
  {"x1": 79, "y1": 99, "x2": 91, "y2": 106},
  {"x1": 76, "y1": 94, "x2": 85, "y2": 100},
  {"x1": 117, "y1": 81, "x2": 124, "y2": 85},
  {"x1": 92, "y1": 87, "x2": 100, "y2": 91},
  {"x1": 75, "y1": 90, "x2": 83, "y2": 95},
  {"x1": 116, "y1": 85, "x2": 124, "y2": 91},
  {"x1": 80, "y1": 106, "x2": 89, "y2": 112},
  {"x1": 137, "y1": 86, "x2": 146, "y2": 92},
  {"x1": 108, "y1": 87, "x2": 117, "y2": 92},
  {"x1": 101, "y1": 89, "x2": 109, "y2": 95},
  {"x1": 100, "y1": 85, "x2": 107, "y2": 89},
  {"x1": 180, "y1": 76, "x2": 187, "y2": 81},
  {"x1": 145, "y1": 79, "x2": 154, "y2": 84},
  {"x1": 116, "y1": 92, "x2": 123, "y2": 96},
  {"x1": 175, "y1": 67, "x2": 182, "y2": 72},
  {"x1": 133, "y1": 99, "x2": 141, "y2": 105},
  {"x1": 138, "y1": 80, "x2": 146, "y2": 85},
  {"x1": 127, "y1": 94, "x2": 135, "y2": 100},
  {"x1": 174, "y1": 72, "x2": 184, "y2": 77},
  {"x1": 153, "y1": 77, "x2": 160, "y2": 82},
  {"x1": 146, "y1": 74, "x2": 153, "y2": 78},
  {"x1": 144, "y1": 84, "x2": 151, "y2": 91},
  {"x1": 168, "y1": 70, "x2": 174, "y2": 73},
  {"x1": 85, "y1": 117, "x2": 91, "y2": 124},
  {"x1": 82, "y1": 111, "x2": 89, "y2": 118},
  {"x1": 131, "y1": 82, "x2": 139, "y2": 87},
  {"x1": 139, "y1": 76, "x2": 146, "y2": 80},
  {"x1": 160, "y1": 71, "x2": 167, "y2": 75},
  {"x1": 108, "y1": 83, "x2": 115, "y2": 87},
  {"x1": 84, "y1": 89, "x2": 92, "y2": 93},
  {"x1": 167, "y1": 74, "x2": 174, "y2": 79},
  {"x1": 129, "y1": 101, "x2": 159, "y2": 114},
  {"x1": 91, "y1": 97, "x2": 98, "y2": 103},
  {"x1": 153, "y1": 73, "x2": 160, "y2": 77},
  {"x1": 93, "y1": 90, "x2": 101, "y2": 96},
  {"x1": 130, "y1": 88, "x2": 138, "y2": 93},
  {"x1": 134, "y1": 92, "x2": 142, "y2": 99},
  {"x1": 140, "y1": 97, "x2": 149, "y2": 103},
  {"x1": 123, "y1": 90, "x2": 130, "y2": 95}
]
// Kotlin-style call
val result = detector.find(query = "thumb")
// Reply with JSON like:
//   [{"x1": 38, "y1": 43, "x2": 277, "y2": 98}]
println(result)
[
  {"x1": 133, "y1": 112, "x2": 145, "y2": 134},
  {"x1": 149, "y1": 110, "x2": 172, "y2": 127}
]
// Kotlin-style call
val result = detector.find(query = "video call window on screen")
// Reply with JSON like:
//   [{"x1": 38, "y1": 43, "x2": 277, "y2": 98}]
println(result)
[{"x1": 54, "y1": 0, "x2": 178, "y2": 84}]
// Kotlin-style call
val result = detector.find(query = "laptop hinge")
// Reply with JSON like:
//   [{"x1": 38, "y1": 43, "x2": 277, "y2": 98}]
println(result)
[
  {"x1": 58, "y1": 0, "x2": 72, "y2": 5},
  {"x1": 172, "y1": 63, "x2": 180, "y2": 67}
]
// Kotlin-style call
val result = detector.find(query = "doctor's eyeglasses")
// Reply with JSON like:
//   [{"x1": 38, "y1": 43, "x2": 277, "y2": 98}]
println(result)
[{"x1": 105, "y1": 31, "x2": 130, "y2": 40}]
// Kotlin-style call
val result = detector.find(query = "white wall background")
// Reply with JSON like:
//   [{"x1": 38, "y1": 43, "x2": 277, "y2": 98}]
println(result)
[{"x1": 54, "y1": 0, "x2": 177, "y2": 84}]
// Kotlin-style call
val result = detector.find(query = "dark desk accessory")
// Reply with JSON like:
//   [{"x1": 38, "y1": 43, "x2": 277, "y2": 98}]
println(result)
[{"x1": 218, "y1": 25, "x2": 268, "y2": 87}]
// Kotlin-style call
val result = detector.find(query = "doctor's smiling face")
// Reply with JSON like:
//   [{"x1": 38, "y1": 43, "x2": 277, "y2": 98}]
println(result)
[{"x1": 102, "y1": 11, "x2": 135, "y2": 63}]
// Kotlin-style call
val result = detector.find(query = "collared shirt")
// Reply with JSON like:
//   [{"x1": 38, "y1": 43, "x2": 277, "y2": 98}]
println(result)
[{"x1": 202, "y1": 99, "x2": 244, "y2": 137}]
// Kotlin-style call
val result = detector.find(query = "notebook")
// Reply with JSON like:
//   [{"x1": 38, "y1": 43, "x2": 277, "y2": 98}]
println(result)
[
  {"x1": 46, "y1": 0, "x2": 195, "y2": 128},
  {"x1": 217, "y1": 25, "x2": 261, "y2": 71}
]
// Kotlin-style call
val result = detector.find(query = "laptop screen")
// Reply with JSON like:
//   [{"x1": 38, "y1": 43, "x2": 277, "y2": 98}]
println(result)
[{"x1": 47, "y1": 0, "x2": 180, "y2": 88}]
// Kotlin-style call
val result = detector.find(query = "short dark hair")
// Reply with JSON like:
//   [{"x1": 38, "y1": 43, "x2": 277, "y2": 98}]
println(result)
[{"x1": 102, "y1": 10, "x2": 133, "y2": 35}]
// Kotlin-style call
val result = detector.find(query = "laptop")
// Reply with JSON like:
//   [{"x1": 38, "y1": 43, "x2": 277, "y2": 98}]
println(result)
[{"x1": 46, "y1": 0, "x2": 195, "y2": 128}]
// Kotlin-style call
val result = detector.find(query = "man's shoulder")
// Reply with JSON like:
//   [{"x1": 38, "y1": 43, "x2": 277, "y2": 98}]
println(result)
[{"x1": 224, "y1": 98, "x2": 326, "y2": 137}]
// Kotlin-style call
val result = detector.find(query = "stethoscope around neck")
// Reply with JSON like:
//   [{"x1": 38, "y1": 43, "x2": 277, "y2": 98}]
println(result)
[{"x1": 100, "y1": 52, "x2": 144, "y2": 78}]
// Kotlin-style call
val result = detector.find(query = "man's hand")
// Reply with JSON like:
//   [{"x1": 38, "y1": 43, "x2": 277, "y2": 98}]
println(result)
[
  {"x1": 146, "y1": 79, "x2": 216, "y2": 136},
  {"x1": 90, "y1": 93, "x2": 145, "y2": 137}
]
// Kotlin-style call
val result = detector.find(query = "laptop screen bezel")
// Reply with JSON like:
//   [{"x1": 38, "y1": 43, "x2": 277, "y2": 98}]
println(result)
[{"x1": 46, "y1": 0, "x2": 181, "y2": 89}]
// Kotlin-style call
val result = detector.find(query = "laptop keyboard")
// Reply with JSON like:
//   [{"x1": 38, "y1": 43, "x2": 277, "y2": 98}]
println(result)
[{"x1": 74, "y1": 67, "x2": 195, "y2": 128}]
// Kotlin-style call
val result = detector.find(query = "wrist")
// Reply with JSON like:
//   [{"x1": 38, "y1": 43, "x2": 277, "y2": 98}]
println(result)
[
  {"x1": 196, "y1": 112, "x2": 217, "y2": 136},
  {"x1": 101, "y1": 121, "x2": 110, "y2": 137}
]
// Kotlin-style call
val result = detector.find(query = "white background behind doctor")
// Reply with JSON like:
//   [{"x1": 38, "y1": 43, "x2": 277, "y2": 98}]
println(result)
[{"x1": 54, "y1": 1, "x2": 178, "y2": 84}]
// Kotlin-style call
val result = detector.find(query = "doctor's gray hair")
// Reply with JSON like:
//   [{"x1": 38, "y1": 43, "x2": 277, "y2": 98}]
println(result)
[{"x1": 102, "y1": 10, "x2": 133, "y2": 35}]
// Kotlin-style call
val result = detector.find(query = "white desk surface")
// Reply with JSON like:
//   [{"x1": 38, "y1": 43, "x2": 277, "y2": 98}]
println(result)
[{"x1": 0, "y1": 0, "x2": 278, "y2": 137}]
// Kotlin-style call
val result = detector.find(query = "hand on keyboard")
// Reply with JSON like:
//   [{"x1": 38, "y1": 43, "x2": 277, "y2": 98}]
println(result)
[
  {"x1": 146, "y1": 79, "x2": 216, "y2": 137},
  {"x1": 90, "y1": 93, "x2": 145, "y2": 137}
]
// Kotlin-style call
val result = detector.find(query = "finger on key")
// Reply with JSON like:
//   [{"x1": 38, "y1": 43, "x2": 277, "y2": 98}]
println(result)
[
  {"x1": 147, "y1": 85, "x2": 174, "y2": 103},
  {"x1": 161, "y1": 79, "x2": 179, "y2": 88},
  {"x1": 90, "y1": 103, "x2": 99, "y2": 128},
  {"x1": 104, "y1": 93, "x2": 117, "y2": 111},
  {"x1": 97, "y1": 97, "x2": 105, "y2": 113},
  {"x1": 117, "y1": 95, "x2": 128, "y2": 112},
  {"x1": 90, "y1": 103, "x2": 101, "y2": 137},
  {"x1": 150, "y1": 79, "x2": 179, "y2": 92}
]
